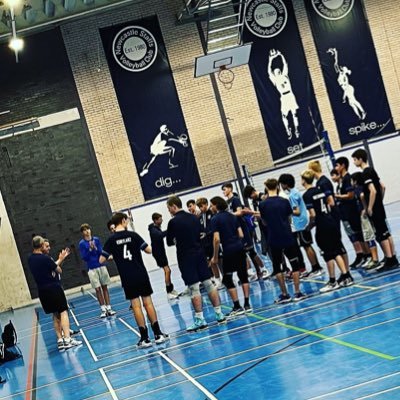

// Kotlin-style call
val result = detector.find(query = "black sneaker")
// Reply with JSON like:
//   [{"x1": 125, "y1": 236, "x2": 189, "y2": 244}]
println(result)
[
  {"x1": 376, "y1": 257, "x2": 399, "y2": 273},
  {"x1": 154, "y1": 333, "x2": 170, "y2": 344}
]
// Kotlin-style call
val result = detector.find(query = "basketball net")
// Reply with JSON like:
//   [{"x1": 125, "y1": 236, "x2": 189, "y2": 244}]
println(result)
[{"x1": 217, "y1": 65, "x2": 235, "y2": 90}]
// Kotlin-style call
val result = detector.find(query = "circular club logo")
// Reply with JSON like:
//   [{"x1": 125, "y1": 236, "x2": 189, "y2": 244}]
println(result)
[
  {"x1": 311, "y1": 0, "x2": 354, "y2": 20},
  {"x1": 245, "y1": 0, "x2": 287, "y2": 38},
  {"x1": 112, "y1": 26, "x2": 158, "y2": 72}
]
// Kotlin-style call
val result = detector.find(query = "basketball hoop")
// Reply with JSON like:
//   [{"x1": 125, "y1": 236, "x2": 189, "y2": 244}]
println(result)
[{"x1": 217, "y1": 65, "x2": 235, "y2": 90}]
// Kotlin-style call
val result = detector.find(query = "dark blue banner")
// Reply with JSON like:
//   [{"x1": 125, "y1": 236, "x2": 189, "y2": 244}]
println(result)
[
  {"x1": 100, "y1": 16, "x2": 201, "y2": 200},
  {"x1": 243, "y1": 0, "x2": 323, "y2": 161},
  {"x1": 305, "y1": 0, "x2": 395, "y2": 145}
]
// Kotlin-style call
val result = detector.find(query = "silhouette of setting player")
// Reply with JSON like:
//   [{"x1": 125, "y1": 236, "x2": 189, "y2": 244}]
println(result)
[
  {"x1": 268, "y1": 49, "x2": 300, "y2": 140},
  {"x1": 140, "y1": 124, "x2": 188, "y2": 177}
]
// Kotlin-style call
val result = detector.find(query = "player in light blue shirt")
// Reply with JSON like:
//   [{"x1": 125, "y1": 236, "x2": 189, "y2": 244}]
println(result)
[{"x1": 279, "y1": 174, "x2": 324, "y2": 278}]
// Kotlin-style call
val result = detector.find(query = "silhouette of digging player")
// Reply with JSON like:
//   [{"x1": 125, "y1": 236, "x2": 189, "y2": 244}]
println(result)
[
  {"x1": 140, "y1": 124, "x2": 188, "y2": 177},
  {"x1": 268, "y1": 49, "x2": 300, "y2": 140},
  {"x1": 327, "y1": 48, "x2": 366, "y2": 120}
]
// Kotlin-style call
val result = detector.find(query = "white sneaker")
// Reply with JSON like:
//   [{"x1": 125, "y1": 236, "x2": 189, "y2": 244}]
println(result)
[
  {"x1": 167, "y1": 291, "x2": 179, "y2": 300},
  {"x1": 319, "y1": 281, "x2": 340, "y2": 293},
  {"x1": 154, "y1": 333, "x2": 170, "y2": 344},
  {"x1": 63, "y1": 338, "x2": 82, "y2": 349},
  {"x1": 307, "y1": 269, "x2": 324, "y2": 278},
  {"x1": 100, "y1": 310, "x2": 107, "y2": 318},
  {"x1": 179, "y1": 287, "x2": 191, "y2": 297},
  {"x1": 261, "y1": 269, "x2": 271, "y2": 280},
  {"x1": 107, "y1": 308, "x2": 116, "y2": 316},
  {"x1": 248, "y1": 273, "x2": 258, "y2": 282},
  {"x1": 137, "y1": 338, "x2": 152, "y2": 349}
]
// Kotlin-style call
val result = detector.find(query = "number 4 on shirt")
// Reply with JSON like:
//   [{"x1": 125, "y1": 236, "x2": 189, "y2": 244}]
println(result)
[{"x1": 123, "y1": 244, "x2": 132, "y2": 260}]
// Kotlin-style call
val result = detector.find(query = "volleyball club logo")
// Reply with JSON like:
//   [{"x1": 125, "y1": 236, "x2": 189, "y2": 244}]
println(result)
[
  {"x1": 311, "y1": 0, "x2": 354, "y2": 20},
  {"x1": 112, "y1": 26, "x2": 158, "y2": 72},
  {"x1": 244, "y1": 0, "x2": 287, "y2": 38}
]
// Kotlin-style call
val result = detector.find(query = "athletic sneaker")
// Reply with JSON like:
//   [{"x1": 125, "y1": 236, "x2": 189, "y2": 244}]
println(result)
[
  {"x1": 261, "y1": 268, "x2": 271, "y2": 280},
  {"x1": 360, "y1": 257, "x2": 372, "y2": 268},
  {"x1": 100, "y1": 310, "x2": 107, "y2": 318},
  {"x1": 248, "y1": 273, "x2": 258, "y2": 282},
  {"x1": 364, "y1": 259, "x2": 379, "y2": 270},
  {"x1": 179, "y1": 287, "x2": 191, "y2": 297},
  {"x1": 343, "y1": 277, "x2": 354, "y2": 287},
  {"x1": 293, "y1": 292, "x2": 307, "y2": 302},
  {"x1": 107, "y1": 308, "x2": 117, "y2": 316},
  {"x1": 274, "y1": 294, "x2": 292, "y2": 304},
  {"x1": 215, "y1": 312, "x2": 227, "y2": 324},
  {"x1": 376, "y1": 257, "x2": 399, "y2": 273},
  {"x1": 137, "y1": 338, "x2": 152, "y2": 349},
  {"x1": 57, "y1": 339, "x2": 65, "y2": 350},
  {"x1": 216, "y1": 281, "x2": 225, "y2": 290},
  {"x1": 186, "y1": 317, "x2": 208, "y2": 332},
  {"x1": 226, "y1": 307, "x2": 246, "y2": 319},
  {"x1": 319, "y1": 281, "x2": 340, "y2": 293},
  {"x1": 299, "y1": 270, "x2": 310, "y2": 279},
  {"x1": 305, "y1": 269, "x2": 324, "y2": 279},
  {"x1": 167, "y1": 290, "x2": 179, "y2": 300},
  {"x1": 69, "y1": 329, "x2": 80, "y2": 336},
  {"x1": 244, "y1": 305, "x2": 253, "y2": 313},
  {"x1": 154, "y1": 333, "x2": 170, "y2": 344},
  {"x1": 63, "y1": 338, "x2": 82, "y2": 349}
]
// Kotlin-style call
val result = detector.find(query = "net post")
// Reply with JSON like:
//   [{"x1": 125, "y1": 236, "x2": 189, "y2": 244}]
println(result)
[
  {"x1": 362, "y1": 139, "x2": 375, "y2": 170},
  {"x1": 321, "y1": 130, "x2": 336, "y2": 169}
]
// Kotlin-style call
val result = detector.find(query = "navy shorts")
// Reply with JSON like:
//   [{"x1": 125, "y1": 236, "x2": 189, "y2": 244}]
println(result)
[{"x1": 178, "y1": 250, "x2": 212, "y2": 286}]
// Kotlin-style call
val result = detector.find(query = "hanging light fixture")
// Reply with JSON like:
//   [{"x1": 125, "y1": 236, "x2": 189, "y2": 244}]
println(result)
[{"x1": 6, "y1": 0, "x2": 23, "y2": 62}]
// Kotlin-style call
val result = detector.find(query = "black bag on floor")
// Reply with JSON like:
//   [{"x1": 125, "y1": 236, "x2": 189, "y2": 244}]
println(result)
[{"x1": 0, "y1": 320, "x2": 22, "y2": 364}]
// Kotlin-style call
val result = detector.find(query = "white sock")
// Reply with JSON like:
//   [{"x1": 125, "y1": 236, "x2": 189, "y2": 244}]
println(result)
[
  {"x1": 195, "y1": 312, "x2": 204, "y2": 319},
  {"x1": 101, "y1": 305, "x2": 107, "y2": 311}
]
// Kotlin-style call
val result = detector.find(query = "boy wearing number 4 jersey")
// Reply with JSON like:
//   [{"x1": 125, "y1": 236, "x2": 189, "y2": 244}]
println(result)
[{"x1": 100, "y1": 212, "x2": 169, "y2": 349}]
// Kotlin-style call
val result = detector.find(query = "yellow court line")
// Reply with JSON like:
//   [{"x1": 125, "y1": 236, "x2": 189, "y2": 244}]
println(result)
[
  {"x1": 305, "y1": 278, "x2": 378, "y2": 291},
  {"x1": 222, "y1": 305, "x2": 396, "y2": 360}
]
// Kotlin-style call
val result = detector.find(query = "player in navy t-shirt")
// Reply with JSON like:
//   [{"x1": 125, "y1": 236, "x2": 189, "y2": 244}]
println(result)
[
  {"x1": 209, "y1": 196, "x2": 251, "y2": 315},
  {"x1": 100, "y1": 212, "x2": 169, "y2": 348},
  {"x1": 166, "y1": 196, "x2": 226, "y2": 332},
  {"x1": 301, "y1": 170, "x2": 353, "y2": 293},
  {"x1": 352, "y1": 148, "x2": 398, "y2": 271},
  {"x1": 258, "y1": 179, "x2": 307, "y2": 303}
]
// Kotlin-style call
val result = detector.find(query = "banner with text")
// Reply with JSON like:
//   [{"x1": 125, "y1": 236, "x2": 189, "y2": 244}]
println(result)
[
  {"x1": 100, "y1": 16, "x2": 201, "y2": 200},
  {"x1": 243, "y1": 0, "x2": 323, "y2": 161},
  {"x1": 305, "y1": 0, "x2": 394, "y2": 144}
]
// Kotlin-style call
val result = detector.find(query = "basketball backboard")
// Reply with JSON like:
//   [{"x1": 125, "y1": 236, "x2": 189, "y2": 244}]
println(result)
[{"x1": 194, "y1": 43, "x2": 252, "y2": 78}]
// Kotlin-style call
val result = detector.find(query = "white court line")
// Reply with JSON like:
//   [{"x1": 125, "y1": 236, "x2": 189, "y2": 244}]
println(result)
[
  {"x1": 118, "y1": 317, "x2": 217, "y2": 400},
  {"x1": 69, "y1": 308, "x2": 81, "y2": 327},
  {"x1": 354, "y1": 385, "x2": 400, "y2": 399},
  {"x1": 80, "y1": 329, "x2": 98, "y2": 362},
  {"x1": 307, "y1": 371, "x2": 400, "y2": 399},
  {"x1": 86, "y1": 291, "x2": 98, "y2": 301},
  {"x1": 99, "y1": 368, "x2": 119, "y2": 400}
]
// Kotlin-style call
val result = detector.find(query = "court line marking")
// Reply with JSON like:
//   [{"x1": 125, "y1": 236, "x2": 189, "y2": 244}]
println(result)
[
  {"x1": 307, "y1": 371, "x2": 400, "y2": 399},
  {"x1": 305, "y1": 278, "x2": 378, "y2": 290},
  {"x1": 99, "y1": 368, "x2": 118, "y2": 400},
  {"x1": 69, "y1": 308, "x2": 81, "y2": 327},
  {"x1": 221, "y1": 305, "x2": 396, "y2": 360},
  {"x1": 354, "y1": 385, "x2": 400, "y2": 399},
  {"x1": 24, "y1": 312, "x2": 38, "y2": 400},
  {"x1": 99, "y1": 282, "x2": 400, "y2": 363},
  {"x1": 119, "y1": 317, "x2": 217, "y2": 400},
  {"x1": 80, "y1": 329, "x2": 98, "y2": 362}
]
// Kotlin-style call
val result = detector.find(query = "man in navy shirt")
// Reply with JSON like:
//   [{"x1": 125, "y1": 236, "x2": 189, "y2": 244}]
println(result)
[
  {"x1": 100, "y1": 212, "x2": 169, "y2": 348},
  {"x1": 166, "y1": 196, "x2": 225, "y2": 332},
  {"x1": 209, "y1": 196, "x2": 251, "y2": 315},
  {"x1": 28, "y1": 236, "x2": 82, "y2": 350},
  {"x1": 308, "y1": 160, "x2": 349, "y2": 271},
  {"x1": 79, "y1": 224, "x2": 116, "y2": 318},
  {"x1": 259, "y1": 179, "x2": 306, "y2": 303},
  {"x1": 301, "y1": 170, "x2": 353, "y2": 292},
  {"x1": 148, "y1": 213, "x2": 179, "y2": 300},
  {"x1": 222, "y1": 182, "x2": 269, "y2": 280}
]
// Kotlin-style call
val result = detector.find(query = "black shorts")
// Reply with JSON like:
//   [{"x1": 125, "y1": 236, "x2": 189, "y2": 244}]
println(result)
[
  {"x1": 369, "y1": 212, "x2": 391, "y2": 242},
  {"x1": 123, "y1": 277, "x2": 153, "y2": 300},
  {"x1": 38, "y1": 285, "x2": 68, "y2": 314},
  {"x1": 316, "y1": 217, "x2": 346, "y2": 262},
  {"x1": 178, "y1": 250, "x2": 212, "y2": 286},
  {"x1": 223, "y1": 249, "x2": 247, "y2": 274},
  {"x1": 270, "y1": 245, "x2": 301, "y2": 274},
  {"x1": 295, "y1": 230, "x2": 313, "y2": 247},
  {"x1": 154, "y1": 255, "x2": 168, "y2": 268}
]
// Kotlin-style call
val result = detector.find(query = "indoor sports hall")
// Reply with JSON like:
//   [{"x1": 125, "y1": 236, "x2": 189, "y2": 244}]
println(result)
[{"x1": 1, "y1": 0, "x2": 400, "y2": 399}]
